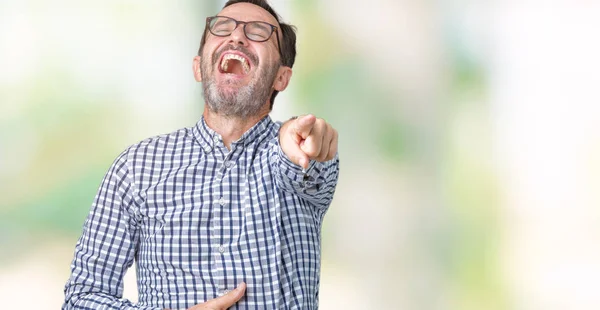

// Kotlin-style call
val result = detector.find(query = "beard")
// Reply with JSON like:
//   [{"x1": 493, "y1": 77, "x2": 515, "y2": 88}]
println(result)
[{"x1": 200, "y1": 46, "x2": 279, "y2": 118}]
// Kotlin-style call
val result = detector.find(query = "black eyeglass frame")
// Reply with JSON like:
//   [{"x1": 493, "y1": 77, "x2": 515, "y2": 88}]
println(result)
[{"x1": 205, "y1": 16, "x2": 282, "y2": 57}]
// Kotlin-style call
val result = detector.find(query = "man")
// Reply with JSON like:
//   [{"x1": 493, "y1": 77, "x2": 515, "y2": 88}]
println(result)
[{"x1": 62, "y1": 0, "x2": 339, "y2": 309}]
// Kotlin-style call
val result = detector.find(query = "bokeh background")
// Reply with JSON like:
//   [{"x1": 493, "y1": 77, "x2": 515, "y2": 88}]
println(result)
[{"x1": 1, "y1": 0, "x2": 600, "y2": 309}]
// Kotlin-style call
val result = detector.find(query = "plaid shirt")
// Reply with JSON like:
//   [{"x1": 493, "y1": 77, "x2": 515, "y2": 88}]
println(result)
[{"x1": 63, "y1": 116, "x2": 339, "y2": 310}]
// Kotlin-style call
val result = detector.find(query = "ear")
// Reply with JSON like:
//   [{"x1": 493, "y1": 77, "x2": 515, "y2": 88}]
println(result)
[
  {"x1": 273, "y1": 66, "x2": 293, "y2": 92},
  {"x1": 193, "y1": 56, "x2": 202, "y2": 82}
]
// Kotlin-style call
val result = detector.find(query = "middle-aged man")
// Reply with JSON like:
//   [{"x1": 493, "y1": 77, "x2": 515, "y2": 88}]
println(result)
[{"x1": 62, "y1": 0, "x2": 340, "y2": 309}]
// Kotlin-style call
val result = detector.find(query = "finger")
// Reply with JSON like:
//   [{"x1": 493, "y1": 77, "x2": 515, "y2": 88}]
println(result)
[
  {"x1": 301, "y1": 134, "x2": 322, "y2": 160},
  {"x1": 293, "y1": 114, "x2": 316, "y2": 139},
  {"x1": 209, "y1": 282, "x2": 246, "y2": 308},
  {"x1": 301, "y1": 119, "x2": 325, "y2": 159},
  {"x1": 327, "y1": 129, "x2": 338, "y2": 161},
  {"x1": 317, "y1": 124, "x2": 333, "y2": 162},
  {"x1": 283, "y1": 133, "x2": 310, "y2": 169},
  {"x1": 290, "y1": 143, "x2": 310, "y2": 169}
]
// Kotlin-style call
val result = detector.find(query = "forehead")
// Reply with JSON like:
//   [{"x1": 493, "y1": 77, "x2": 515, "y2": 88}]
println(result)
[{"x1": 218, "y1": 3, "x2": 279, "y2": 27}]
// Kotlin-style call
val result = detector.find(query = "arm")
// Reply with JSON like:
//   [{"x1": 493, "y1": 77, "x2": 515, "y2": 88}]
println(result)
[
  {"x1": 273, "y1": 114, "x2": 340, "y2": 209},
  {"x1": 63, "y1": 150, "x2": 154, "y2": 310}
]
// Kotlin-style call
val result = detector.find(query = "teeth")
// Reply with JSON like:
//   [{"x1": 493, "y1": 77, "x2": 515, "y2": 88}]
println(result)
[{"x1": 221, "y1": 53, "x2": 250, "y2": 74}]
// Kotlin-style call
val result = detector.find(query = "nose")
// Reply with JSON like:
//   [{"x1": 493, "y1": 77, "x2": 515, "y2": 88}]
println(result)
[{"x1": 228, "y1": 24, "x2": 249, "y2": 47}]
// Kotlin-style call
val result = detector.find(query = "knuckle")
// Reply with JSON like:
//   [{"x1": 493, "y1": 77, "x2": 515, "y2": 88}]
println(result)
[{"x1": 305, "y1": 148, "x2": 318, "y2": 157}]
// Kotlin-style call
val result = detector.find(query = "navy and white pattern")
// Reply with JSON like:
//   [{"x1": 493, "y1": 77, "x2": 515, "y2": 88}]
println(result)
[{"x1": 62, "y1": 116, "x2": 339, "y2": 310}]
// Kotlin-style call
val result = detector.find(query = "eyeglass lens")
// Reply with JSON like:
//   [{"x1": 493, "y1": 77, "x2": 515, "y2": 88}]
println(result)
[{"x1": 209, "y1": 16, "x2": 273, "y2": 42}]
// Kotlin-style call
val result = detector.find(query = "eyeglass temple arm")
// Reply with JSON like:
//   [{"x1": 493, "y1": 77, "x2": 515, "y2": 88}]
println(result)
[{"x1": 275, "y1": 28, "x2": 282, "y2": 60}]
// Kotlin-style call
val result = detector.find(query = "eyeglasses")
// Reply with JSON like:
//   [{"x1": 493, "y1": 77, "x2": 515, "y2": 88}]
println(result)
[{"x1": 206, "y1": 16, "x2": 281, "y2": 56}]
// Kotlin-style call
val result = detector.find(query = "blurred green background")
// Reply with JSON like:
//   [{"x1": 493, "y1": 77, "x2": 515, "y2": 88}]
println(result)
[{"x1": 1, "y1": 1, "x2": 600, "y2": 309}]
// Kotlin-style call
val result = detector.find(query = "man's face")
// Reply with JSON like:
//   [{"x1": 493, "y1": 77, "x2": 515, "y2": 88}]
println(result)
[{"x1": 197, "y1": 3, "x2": 284, "y2": 118}]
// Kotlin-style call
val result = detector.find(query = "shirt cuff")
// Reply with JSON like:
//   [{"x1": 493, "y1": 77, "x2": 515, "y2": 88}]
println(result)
[{"x1": 276, "y1": 142, "x2": 320, "y2": 187}]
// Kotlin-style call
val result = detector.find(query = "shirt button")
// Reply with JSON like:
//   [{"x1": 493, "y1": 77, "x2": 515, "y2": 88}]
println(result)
[
  {"x1": 218, "y1": 246, "x2": 225, "y2": 253},
  {"x1": 218, "y1": 197, "x2": 226, "y2": 205},
  {"x1": 213, "y1": 135, "x2": 219, "y2": 142},
  {"x1": 223, "y1": 289, "x2": 230, "y2": 295},
  {"x1": 225, "y1": 161, "x2": 233, "y2": 168}
]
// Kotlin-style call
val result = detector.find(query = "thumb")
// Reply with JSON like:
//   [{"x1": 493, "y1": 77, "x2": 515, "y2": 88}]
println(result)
[
  {"x1": 284, "y1": 141, "x2": 310, "y2": 169},
  {"x1": 210, "y1": 282, "x2": 246, "y2": 308},
  {"x1": 293, "y1": 114, "x2": 316, "y2": 139}
]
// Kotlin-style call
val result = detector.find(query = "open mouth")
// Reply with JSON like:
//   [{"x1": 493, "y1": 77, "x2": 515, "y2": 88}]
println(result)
[{"x1": 219, "y1": 53, "x2": 251, "y2": 75}]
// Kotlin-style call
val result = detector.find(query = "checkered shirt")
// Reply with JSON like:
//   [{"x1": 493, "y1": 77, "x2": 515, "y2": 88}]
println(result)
[{"x1": 63, "y1": 116, "x2": 339, "y2": 309}]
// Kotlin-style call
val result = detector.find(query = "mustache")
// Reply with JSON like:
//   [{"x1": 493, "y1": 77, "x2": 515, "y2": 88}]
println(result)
[{"x1": 213, "y1": 45, "x2": 259, "y2": 67}]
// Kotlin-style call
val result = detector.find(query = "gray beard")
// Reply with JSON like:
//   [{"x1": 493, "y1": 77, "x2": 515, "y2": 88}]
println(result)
[{"x1": 201, "y1": 57, "x2": 278, "y2": 119}]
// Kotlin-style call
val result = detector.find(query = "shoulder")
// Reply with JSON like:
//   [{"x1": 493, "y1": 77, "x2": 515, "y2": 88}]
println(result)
[{"x1": 120, "y1": 126, "x2": 196, "y2": 162}]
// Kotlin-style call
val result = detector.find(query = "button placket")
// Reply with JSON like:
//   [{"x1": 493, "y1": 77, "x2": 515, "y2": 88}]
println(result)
[
  {"x1": 222, "y1": 149, "x2": 236, "y2": 171},
  {"x1": 212, "y1": 145, "x2": 241, "y2": 295},
  {"x1": 211, "y1": 164, "x2": 226, "y2": 292}
]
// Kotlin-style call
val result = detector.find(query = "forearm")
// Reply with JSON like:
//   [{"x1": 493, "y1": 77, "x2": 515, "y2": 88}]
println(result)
[
  {"x1": 63, "y1": 221, "x2": 146, "y2": 310},
  {"x1": 64, "y1": 150, "x2": 147, "y2": 309},
  {"x1": 274, "y1": 114, "x2": 340, "y2": 209},
  {"x1": 271, "y1": 139, "x2": 340, "y2": 209},
  {"x1": 63, "y1": 290, "x2": 158, "y2": 310}
]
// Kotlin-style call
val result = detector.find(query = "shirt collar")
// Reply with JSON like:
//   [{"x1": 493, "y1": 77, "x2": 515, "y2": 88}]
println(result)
[{"x1": 192, "y1": 115, "x2": 275, "y2": 153}]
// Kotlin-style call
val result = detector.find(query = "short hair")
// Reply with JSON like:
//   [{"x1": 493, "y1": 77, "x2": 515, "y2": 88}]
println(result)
[{"x1": 197, "y1": 0, "x2": 297, "y2": 108}]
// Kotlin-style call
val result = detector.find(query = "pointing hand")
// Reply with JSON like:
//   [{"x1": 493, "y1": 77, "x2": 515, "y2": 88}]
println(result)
[{"x1": 279, "y1": 114, "x2": 338, "y2": 169}]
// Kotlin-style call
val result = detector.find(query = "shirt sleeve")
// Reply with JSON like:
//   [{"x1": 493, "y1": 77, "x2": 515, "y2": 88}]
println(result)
[
  {"x1": 269, "y1": 138, "x2": 340, "y2": 210},
  {"x1": 63, "y1": 149, "x2": 157, "y2": 310}
]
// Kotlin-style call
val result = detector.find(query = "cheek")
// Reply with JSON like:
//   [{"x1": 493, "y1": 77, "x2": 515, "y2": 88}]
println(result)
[
  {"x1": 256, "y1": 48, "x2": 278, "y2": 68},
  {"x1": 202, "y1": 39, "x2": 222, "y2": 61}
]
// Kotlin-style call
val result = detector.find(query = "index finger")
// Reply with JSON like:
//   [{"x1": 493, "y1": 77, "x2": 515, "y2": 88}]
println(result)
[
  {"x1": 208, "y1": 282, "x2": 246, "y2": 308},
  {"x1": 293, "y1": 114, "x2": 316, "y2": 139}
]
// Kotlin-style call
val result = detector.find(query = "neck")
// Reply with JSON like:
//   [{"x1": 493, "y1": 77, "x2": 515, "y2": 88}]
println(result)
[{"x1": 203, "y1": 107, "x2": 270, "y2": 149}]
